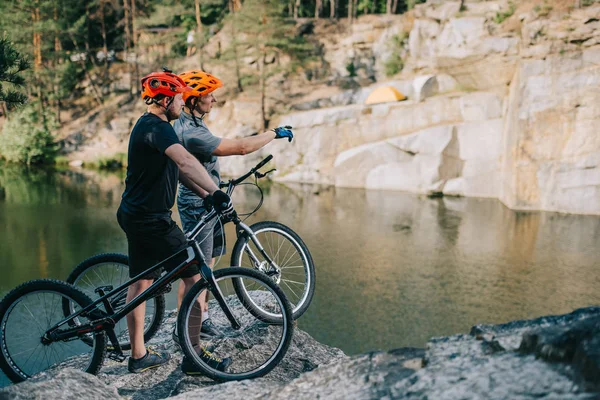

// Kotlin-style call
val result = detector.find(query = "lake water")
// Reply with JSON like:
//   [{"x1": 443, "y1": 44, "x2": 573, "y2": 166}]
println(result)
[{"x1": 1, "y1": 164, "x2": 599, "y2": 386}]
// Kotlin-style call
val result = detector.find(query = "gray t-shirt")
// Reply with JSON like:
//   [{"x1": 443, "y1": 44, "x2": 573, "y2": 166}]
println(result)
[{"x1": 172, "y1": 111, "x2": 222, "y2": 198}]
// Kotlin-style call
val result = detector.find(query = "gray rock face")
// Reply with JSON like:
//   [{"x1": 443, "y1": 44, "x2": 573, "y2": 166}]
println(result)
[
  {"x1": 100, "y1": 310, "x2": 346, "y2": 399},
  {"x1": 2, "y1": 308, "x2": 599, "y2": 399},
  {"x1": 0, "y1": 369, "x2": 120, "y2": 400}
]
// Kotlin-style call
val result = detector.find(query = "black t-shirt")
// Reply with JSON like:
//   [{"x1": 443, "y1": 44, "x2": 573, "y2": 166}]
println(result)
[{"x1": 119, "y1": 113, "x2": 180, "y2": 217}]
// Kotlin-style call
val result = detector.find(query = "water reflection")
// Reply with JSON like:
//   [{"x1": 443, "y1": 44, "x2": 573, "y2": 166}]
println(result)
[{"x1": 0, "y1": 165, "x2": 599, "y2": 385}]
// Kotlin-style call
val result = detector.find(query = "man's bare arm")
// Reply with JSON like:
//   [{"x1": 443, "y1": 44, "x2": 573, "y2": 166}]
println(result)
[
  {"x1": 212, "y1": 131, "x2": 276, "y2": 156},
  {"x1": 165, "y1": 143, "x2": 218, "y2": 197}
]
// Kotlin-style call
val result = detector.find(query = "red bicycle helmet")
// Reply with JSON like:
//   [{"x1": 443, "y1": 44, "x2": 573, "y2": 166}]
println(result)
[{"x1": 141, "y1": 70, "x2": 190, "y2": 102}]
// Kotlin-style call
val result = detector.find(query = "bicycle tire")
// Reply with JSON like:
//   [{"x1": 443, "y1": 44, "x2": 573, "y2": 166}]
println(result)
[
  {"x1": 0, "y1": 279, "x2": 106, "y2": 383},
  {"x1": 177, "y1": 267, "x2": 294, "y2": 381},
  {"x1": 65, "y1": 253, "x2": 165, "y2": 350},
  {"x1": 230, "y1": 221, "x2": 315, "y2": 322}
]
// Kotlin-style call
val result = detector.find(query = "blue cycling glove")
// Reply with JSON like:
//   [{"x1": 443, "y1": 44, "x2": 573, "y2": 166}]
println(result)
[{"x1": 273, "y1": 125, "x2": 294, "y2": 142}]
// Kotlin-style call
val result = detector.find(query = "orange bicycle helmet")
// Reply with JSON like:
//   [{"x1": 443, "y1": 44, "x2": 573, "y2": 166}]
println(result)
[
  {"x1": 179, "y1": 70, "x2": 223, "y2": 102},
  {"x1": 140, "y1": 70, "x2": 190, "y2": 103}
]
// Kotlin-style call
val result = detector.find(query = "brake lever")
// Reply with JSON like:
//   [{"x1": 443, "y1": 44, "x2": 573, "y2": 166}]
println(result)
[{"x1": 255, "y1": 168, "x2": 276, "y2": 179}]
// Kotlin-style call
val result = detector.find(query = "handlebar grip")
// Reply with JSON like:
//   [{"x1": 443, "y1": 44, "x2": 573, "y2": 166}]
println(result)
[{"x1": 254, "y1": 155, "x2": 273, "y2": 171}]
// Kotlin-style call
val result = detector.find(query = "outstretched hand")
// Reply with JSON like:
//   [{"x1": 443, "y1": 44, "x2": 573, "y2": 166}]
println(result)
[{"x1": 273, "y1": 125, "x2": 294, "y2": 143}]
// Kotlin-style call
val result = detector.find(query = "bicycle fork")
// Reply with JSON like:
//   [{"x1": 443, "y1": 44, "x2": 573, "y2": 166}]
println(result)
[
  {"x1": 200, "y1": 263, "x2": 241, "y2": 330},
  {"x1": 236, "y1": 221, "x2": 282, "y2": 282}
]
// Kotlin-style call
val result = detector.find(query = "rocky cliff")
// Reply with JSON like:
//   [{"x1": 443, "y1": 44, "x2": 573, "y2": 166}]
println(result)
[
  {"x1": 1, "y1": 307, "x2": 598, "y2": 399},
  {"x1": 60, "y1": 0, "x2": 600, "y2": 215}
]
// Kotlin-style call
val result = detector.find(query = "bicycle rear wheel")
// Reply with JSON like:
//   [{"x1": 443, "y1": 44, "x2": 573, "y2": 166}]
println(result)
[
  {"x1": 66, "y1": 253, "x2": 165, "y2": 350},
  {"x1": 177, "y1": 267, "x2": 293, "y2": 381},
  {"x1": 0, "y1": 280, "x2": 106, "y2": 383},
  {"x1": 231, "y1": 221, "x2": 315, "y2": 322}
]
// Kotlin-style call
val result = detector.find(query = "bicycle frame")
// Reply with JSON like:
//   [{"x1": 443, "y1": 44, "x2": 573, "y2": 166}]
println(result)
[
  {"x1": 43, "y1": 209, "x2": 239, "y2": 356},
  {"x1": 46, "y1": 155, "x2": 279, "y2": 354}
]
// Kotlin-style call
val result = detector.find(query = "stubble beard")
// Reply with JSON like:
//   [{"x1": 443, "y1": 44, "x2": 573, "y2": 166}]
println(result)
[{"x1": 166, "y1": 105, "x2": 181, "y2": 122}]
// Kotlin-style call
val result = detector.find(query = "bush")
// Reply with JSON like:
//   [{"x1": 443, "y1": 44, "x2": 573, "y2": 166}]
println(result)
[
  {"x1": 346, "y1": 62, "x2": 357, "y2": 77},
  {"x1": 493, "y1": 2, "x2": 516, "y2": 24},
  {"x1": 85, "y1": 152, "x2": 127, "y2": 170},
  {"x1": 383, "y1": 33, "x2": 407, "y2": 77},
  {"x1": 0, "y1": 103, "x2": 58, "y2": 165}
]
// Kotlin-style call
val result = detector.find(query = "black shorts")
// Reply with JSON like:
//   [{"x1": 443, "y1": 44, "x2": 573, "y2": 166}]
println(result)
[{"x1": 117, "y1": 208, "x2": 199, "y2": 279}]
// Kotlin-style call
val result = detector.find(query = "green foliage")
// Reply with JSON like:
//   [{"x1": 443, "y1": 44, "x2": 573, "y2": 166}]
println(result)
[
  {"x1": 581, "y1": 0, "x2": 599, "y2": 6},
  {"x1": 346, "y1": 62, "x2": 357, "y2": 77},
  {"x1": 0, "y1": 37, "x2": 31, "y2": 108},
  {"x1": 85, "y1": 152, "x2": 127, "y2": 170},
  {"x1": 383, "y1": 33, "x2": 407, "y2": 77},
  {"x1": 493, "y1": 2, "x2": 516, "y2": 24},
  {"x1": 0, "y1": 103, "x2": 58, "y2": 165}
]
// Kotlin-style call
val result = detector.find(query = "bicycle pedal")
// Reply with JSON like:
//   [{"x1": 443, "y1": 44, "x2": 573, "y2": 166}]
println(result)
[{"x1": 107, "y1": 351, "x2": 127, "y2": 362}]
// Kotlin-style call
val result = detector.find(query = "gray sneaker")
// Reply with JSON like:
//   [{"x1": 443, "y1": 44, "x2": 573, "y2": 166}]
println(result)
[
  {"x1": 128, "y1": 348, "x2": 170, "y2": 373},
  {"x1": 173, "y1": 327, "x2": 217, "y2": 350},
  {"x1": 200, "y1": 318, "x2": 223, "y2": 339}
]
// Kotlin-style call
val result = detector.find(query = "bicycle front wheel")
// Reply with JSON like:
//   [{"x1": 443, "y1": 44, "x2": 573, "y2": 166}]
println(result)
[
  {"x1": 0, "y1": 280, "x2": 106, "y2": 383},
  {"x1": 231, "y1": 221, "x2": 315, "y2": 321},
  {"x1": 177, "y1": 267, "x2": 293, "y2": 381},
  {"x1": 66, "y1": 253, "x2": 165, "y2": 350}
]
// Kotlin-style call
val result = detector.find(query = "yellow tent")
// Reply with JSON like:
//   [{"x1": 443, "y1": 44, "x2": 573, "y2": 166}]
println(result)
[{"x1": 364, "y1": 86, "x2": 407, "y2": 105}]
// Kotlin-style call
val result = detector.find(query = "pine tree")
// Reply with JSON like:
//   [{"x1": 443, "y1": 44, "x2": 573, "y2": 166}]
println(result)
[{"x1": 0, "y1": 37, "x2": 31, "y2": 109}]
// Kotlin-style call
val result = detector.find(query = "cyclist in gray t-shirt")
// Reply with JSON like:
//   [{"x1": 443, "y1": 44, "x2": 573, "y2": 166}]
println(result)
[{"x1": 172, "y1": 70, "x2": 293, "y2": 340}]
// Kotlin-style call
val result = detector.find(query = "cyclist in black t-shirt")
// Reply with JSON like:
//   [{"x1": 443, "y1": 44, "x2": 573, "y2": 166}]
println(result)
[{"x1": 117, "y1": 70, "x2": 233, "y2": 374}]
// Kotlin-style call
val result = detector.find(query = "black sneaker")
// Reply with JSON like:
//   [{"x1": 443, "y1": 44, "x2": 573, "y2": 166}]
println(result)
[
  {"x1": 181, "y1": 347, "x2": 232, "y2": 375},
  {"x1": 127, "y1": 348, "x2": 170, "y2": 373},
  {"x1": 200, "y1": 318, "x2": 223, "y2": 339}
]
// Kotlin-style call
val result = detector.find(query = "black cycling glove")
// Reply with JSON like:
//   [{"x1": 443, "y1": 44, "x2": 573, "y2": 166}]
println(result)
[{"x1": 205, "y1": 190, "x2": 235, "y2": 218}]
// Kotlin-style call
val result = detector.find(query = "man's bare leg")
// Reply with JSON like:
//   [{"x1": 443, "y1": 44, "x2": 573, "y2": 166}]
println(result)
[
  {"x1": 181, "y1": 274, "x2": 203, "y2": 349},
  {"x1": 177, "y1": 258, "x2": 216, "y2": 314},
  {"x1": 127, "y1": 278, "x2": 153, "y2": 359}
]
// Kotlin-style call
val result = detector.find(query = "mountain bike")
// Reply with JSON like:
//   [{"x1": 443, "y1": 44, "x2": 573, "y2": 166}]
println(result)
[
  {"x1": 0, "y1": 207, "x2": 294, "y2": 383},
  {"x1": 65, "y1": 155, "x2": 315, "y2": 350}
]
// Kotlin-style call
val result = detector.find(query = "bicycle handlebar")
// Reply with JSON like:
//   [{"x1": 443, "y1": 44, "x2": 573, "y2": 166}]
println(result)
[
  {"x1": 254, "y1": 154, "x2": 273, "y2": 170},
  {"x1": 224, "y1": 155, "x2": 274, "y2": 187}
]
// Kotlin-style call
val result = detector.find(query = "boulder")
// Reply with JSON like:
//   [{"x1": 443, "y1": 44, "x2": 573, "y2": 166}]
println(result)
[{"x1": 0, "y1": 369, "x2": 120, "y2": 400}]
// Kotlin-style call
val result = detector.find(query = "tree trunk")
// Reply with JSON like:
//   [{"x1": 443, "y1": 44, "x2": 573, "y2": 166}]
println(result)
[
  {"x1": 195, "y1": 0, "x2": 204, "y2": 70},
  {"x1": 33, "y1": 8, "x2": 43, "y2": 70},
  {"x1": 54, "y1": 4, "x2": 61, "y2": 123},
  {"x1": 231, "y1": 15, "x2": 243, "y2": 92},
  {"x1": 123, "y1": 0, "x2": 133, "y2": 97},
  {"x1": 259, "y1": 49, "x2": 267, "y2": 129},
  {"x1": 330, "y1": 0, "x2": 336, "y2": 18},
  {"x1": 392, "y1": 0, "x2": 398, "y2": 14},
  {"x1": 373, "y1": 0, "x2": 377, "y2": 14},
  {"x1": 348, "y1": 0, "x2": 353, "y2": 22},
  {"x1": 68, "y1": 31, "x2": 103, "y2": 106},
  {"x1": 99, "y1": 0, "x2": 110, "y2": 95},
  {"x1": 353, "y1": 0, "x2": 358, "y2": 19},
  {"x1": 132, "y1": 0, "x2": 137, "y2": 46},
  {"x1": 294, "y1": 0, "x2": 301, "y2": 18},
  {"x1": 315, "y1": 0, "x2": 322, "y2": 18},
  {"x1": 386, "y1": 0, "x2": 392, "y2": 14}
]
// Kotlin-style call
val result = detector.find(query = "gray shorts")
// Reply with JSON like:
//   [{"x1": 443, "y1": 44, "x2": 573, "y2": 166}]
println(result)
[{"x1": 178, "y1": 193, "x2": 226, "y2": 265}]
